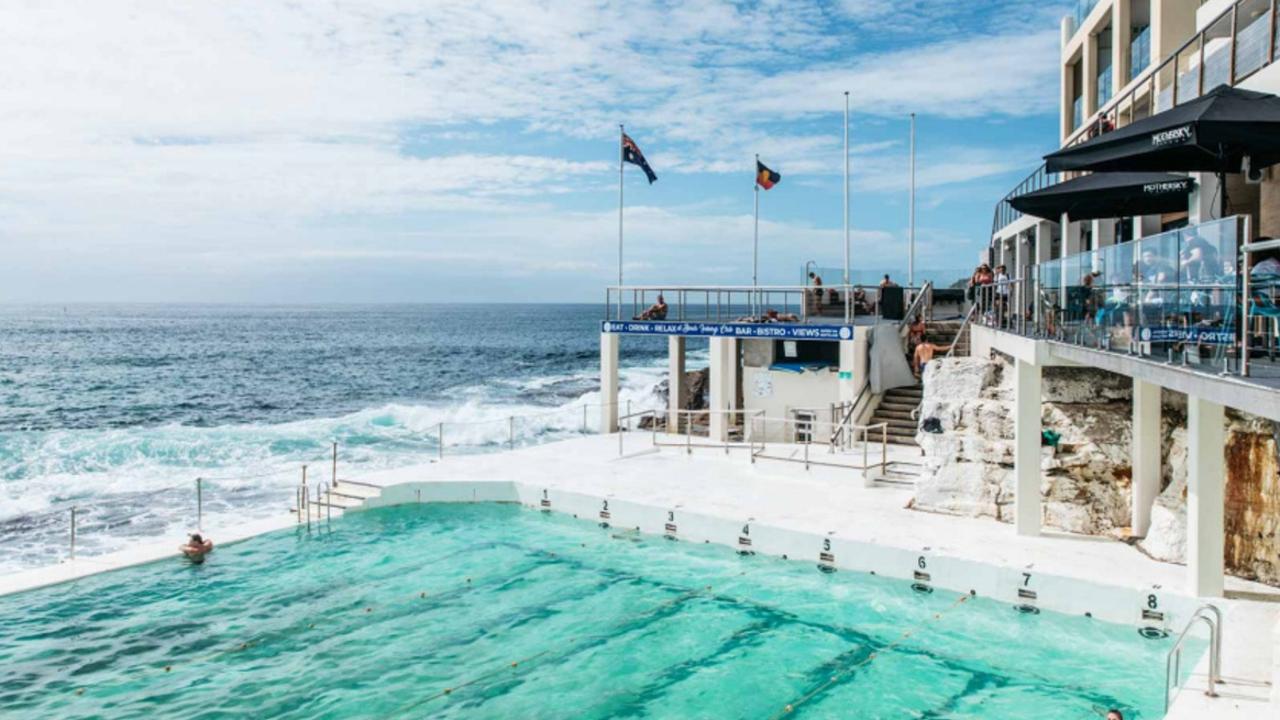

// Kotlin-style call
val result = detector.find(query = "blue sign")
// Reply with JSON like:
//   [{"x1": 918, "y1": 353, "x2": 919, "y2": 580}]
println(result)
[
  {"x1": 1137, "y1": 325, "x2": 1234, "y2": 345},
  {"x1": 601, "y1": 320, "x2": 855, "y2": 341}
]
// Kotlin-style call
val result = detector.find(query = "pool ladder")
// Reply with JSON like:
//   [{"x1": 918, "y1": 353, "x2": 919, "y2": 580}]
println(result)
[
  {"x1": 295, "y1": 480, "x2": 333, "y2": 532},
  {"x1": 1164, "y1": 603, "x2": 1222, "y2": 713}
]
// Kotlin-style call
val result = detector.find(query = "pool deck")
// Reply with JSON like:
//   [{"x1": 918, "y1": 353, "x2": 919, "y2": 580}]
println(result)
[{"x1": 2, "y1": 432, "x2": 1277, "y2": 717}]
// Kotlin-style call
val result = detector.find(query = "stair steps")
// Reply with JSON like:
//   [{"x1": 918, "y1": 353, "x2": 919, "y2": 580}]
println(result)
[{"x1": 866, "y1": 319, "x2": 970, "y2": 447}]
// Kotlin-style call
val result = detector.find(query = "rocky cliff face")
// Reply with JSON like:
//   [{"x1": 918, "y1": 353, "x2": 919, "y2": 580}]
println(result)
[{"x1": 913, "y1": 354, "x2": 1280, "y2": 586}]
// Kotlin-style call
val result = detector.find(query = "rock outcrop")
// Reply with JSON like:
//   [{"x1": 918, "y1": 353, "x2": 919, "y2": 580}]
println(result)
[
  {"x1": 913, "y1": 353, "x2": 1280, "y2": 586},
  {"x1": 913, "y1": 356, "x2": 1134, "y2": 535}
]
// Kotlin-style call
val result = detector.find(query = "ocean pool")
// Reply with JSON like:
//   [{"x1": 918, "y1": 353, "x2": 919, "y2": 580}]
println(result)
[{"x1": 0, "y1": 504, "x2": 1191, "y2": 719}]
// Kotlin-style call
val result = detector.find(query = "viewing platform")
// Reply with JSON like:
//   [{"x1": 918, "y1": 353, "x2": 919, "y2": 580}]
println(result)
[
  {"x1": 973, "y1": 214, "x2": 1280, "y2": 415},
  {"x1": 604, "y1": 283, "x2": 952, "y2": 329}
]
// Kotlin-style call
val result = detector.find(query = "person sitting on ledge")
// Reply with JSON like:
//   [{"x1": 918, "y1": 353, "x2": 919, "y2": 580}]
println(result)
[
  {"x1": 853, "y1": 286, "x2": 875, "y2": 315},
  {"x1": 635, "y1": 294, "x2": 667, "y2": 320},
  {"x1": 180, "y1": 533, "x2": 214, "y2": 562},
  {"x1": 763, "y1": 308, "x2": 799, "y2": 322}
]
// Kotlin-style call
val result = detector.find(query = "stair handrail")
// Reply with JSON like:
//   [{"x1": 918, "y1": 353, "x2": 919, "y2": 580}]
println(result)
[
  {"x1": 945, "y1": 303, "x2": 978, "y2": 359},
  {"x1": 899, "y1": 281, "x2": 934, "y2": 344},
  {"x1": 1164, "y1": 603, "x2": 1223, "y2": 713},
  {"x1": 314, "y1": 481, "x2": 332, "y2": 525}
]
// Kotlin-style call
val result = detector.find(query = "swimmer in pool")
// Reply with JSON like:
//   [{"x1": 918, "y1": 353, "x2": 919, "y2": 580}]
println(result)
[
  {"x1": 1105, "y1": 710, "x2": 1123, "y2": 720},
  {"x1": 180, "y1": 533, "x2": 214, "y2": 562}
]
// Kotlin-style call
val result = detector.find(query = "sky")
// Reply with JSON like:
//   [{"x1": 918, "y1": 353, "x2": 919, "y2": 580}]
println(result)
[{"x1": 0, "y1": 0, "x2": 1072, "y2": 303}]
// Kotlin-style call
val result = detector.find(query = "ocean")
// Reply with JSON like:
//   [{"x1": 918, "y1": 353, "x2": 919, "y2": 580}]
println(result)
[{"x1": 0, "y1": 304, "x2": 684, "y2": 572}]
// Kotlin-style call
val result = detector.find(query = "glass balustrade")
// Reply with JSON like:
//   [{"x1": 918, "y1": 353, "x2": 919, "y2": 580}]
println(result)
[{"x1": 1010, "y1": 217, "x2": 1246, "y2": 374}]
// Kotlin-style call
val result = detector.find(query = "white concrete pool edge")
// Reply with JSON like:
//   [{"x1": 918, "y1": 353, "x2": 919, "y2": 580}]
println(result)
[{"x1": 0, "y1": 512, "x2": 303, "y2": 598}]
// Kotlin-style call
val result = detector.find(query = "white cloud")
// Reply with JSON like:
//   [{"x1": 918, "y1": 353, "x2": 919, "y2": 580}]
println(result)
[{"x1": 0, "y1": 1, "x2": 1062, "y2": 300}]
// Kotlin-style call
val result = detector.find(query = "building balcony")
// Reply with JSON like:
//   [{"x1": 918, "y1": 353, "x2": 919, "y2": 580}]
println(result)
[
  {"x1": 972, "y1": 215, "x2": 1280, "y2": 394},
  {"x1": 994, "y1": 0, "x2": 1280, "y2": 239}
]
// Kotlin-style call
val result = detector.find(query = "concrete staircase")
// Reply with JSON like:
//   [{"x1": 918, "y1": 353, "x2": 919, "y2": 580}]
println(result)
[
  {"x1": 292, "y1": 479, "x2": 382, "y2": 519},
  {"x1": 866, "y1": 320, "x2": 969, "y2": 447},
  {"x1": 870, "y1": 385, "x2": 924, "y2": 446}
]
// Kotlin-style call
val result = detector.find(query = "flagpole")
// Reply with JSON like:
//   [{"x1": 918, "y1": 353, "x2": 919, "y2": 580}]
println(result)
[
  {"x1": 753, "y1": 153, "x2": 760, "y2": 315},
  {"x1": 843, "y1": 91, "x2": 850, "y2": 288},
  {"x1": 618, "y1": 124, "x2": 625, "y2": 291},
  {"x1": 909, "y1": 112, "x2": 916, "y2": 288}
]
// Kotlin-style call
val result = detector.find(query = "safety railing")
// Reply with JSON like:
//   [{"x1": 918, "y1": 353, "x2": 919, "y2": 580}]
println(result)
[
  {"x1": 1164, "y1": 604, "x2": 1223, "y2": 713},
  {"x1": 991, "y1": 163, "x2": 1059, "y2": 235},
  {"x1": 748, "y1": 414, "x2": 889, "y2": 474},
  {"x1": 946, "y1": 303, "x2": 978, "y2": 359},
  {"x1": 972, "y1": 278, "x2": 1032, "y2": 337},
  {"x1": 900, "y1": 280, "x2": 934, "y2": 328},
  {"x1": 432, "y1": 400, "x2": 643, "y2": 461},
  {"x1": 605, "y1": 284, "x2": 931, "y2": 326},
  {"x1": 54, "y1": 455, "x2": 336, "y2": 566}
]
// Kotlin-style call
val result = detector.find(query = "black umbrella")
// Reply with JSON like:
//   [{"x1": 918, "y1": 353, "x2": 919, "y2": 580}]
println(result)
[
  {"x1": 1044, "y1": 86, "x2": 1280, "y2": 217},
  {"x1": 1009, "y1": 172, "x2": 1192, "y2": 222}
]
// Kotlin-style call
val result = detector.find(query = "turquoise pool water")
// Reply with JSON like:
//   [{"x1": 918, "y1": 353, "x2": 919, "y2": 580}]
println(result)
[{"x1": 1, "y1": 504, "x2": 1188, "y2": 719}]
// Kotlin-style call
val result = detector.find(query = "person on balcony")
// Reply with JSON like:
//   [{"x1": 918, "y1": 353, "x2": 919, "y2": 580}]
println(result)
[
  {"x1": 994, "y1": 265, "x2": 1011, "y2": 325},
  {"x1": 853, "y1": 286, "x2": 875, "y2": 315},
  {"x1": 635, "y1": 294, "x2": 668, "y2": 320}
]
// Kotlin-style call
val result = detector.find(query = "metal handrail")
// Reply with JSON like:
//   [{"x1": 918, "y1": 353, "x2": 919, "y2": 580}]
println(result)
[
  {"x1": 1164, "y1": 604, "x2": 1223, "y2": 712},
  {"x1": 900, "y1": 281, "x2": 934, "y2": 331},
  {"x1": 314, "y1": 481, "x2": 332, "y2": 526},
  {"x1": 748, "y1": 414, "x2": 889, "y2": 474},
  {"x1": 607, "y1": 283, "x2": 932, "y2": 325},
  {"x1": 945, "y1": 303, "x2": 977, "y2": 359}
]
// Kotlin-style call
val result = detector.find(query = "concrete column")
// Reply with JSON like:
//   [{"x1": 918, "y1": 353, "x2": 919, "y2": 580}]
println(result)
[
  {"x1": 709, "y1": 337, "x2": 735, "y2": 442},
  {"x1": 1134, "y1": 214, "x2": 1161, "y2": 239},
  {"x1": 1131, "y1": 379, "x2": 1162, "y2": 537},
  {"x1": 1034, "y1": 221, "x2": 1055, "y2": 264},
  {"x1": 1061, "y1": 215, "x2": 1084, "y2": 257},
  {"x1": 1014, "y1": 358, "x2": 1043, "y2": 536},
  {"x1": 1189, "y1": 172, "x2": 1220, "y2": 224},
  {"x1": 1082, "y1": 29, "x2": 1099, "y2": 118},
  {"x1": 1060, "y1": 214, "x2": 1085, "y2": 307},
  {"x1": 839, "y1": 339, "x2": 857, "y2": 406},
  {"x1": 600, "y1": 332, "x2": 620, "y2": 433},
  {"x1": 1112, "y1": 0, "x2": 1130, "y2": 91},
  {"x1": 1092, "y1": 218, "x2": 1116, "y2": 248},
  {"x1": 1186, "y1": 395, "x2": 1225, "y2": 597},
  {"x1": 1260, "y1": 170, "x2": 1280, "y2": 238},
  {"x1": 667, "y1": 335, "x2": 686, "y2": 434}
]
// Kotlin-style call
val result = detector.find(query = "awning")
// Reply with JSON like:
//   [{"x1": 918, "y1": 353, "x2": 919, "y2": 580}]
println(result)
[
  {"x1": 1008, "y1": 172, "x2": 1192, "y2": 222},
  {"x1": 1044, "y1": 86, "x2": 1280, "y2": 174}
]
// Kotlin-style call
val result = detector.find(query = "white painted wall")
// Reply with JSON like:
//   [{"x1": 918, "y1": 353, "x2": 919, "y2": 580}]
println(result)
[{"x1": 742, "y1": 366, "x2": 840, "y2": 442}]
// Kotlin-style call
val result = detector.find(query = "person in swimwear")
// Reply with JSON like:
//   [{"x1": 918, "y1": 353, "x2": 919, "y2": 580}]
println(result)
[{"x1": 180, "y1": 533, "x2": 214, "y2": 562}]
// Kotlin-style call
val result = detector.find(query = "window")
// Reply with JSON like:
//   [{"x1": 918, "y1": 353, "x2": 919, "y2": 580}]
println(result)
[{"x1": 772, "y1": 340, "x2": 839, "y2": 368}]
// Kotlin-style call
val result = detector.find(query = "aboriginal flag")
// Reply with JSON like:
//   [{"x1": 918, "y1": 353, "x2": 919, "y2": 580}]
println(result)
[
  {"x1": 756, "y1": 160, "x2": 780, "y2": 190},
  {"x1": 622, "y1": 133, "x2": 657, "y2": 184}
]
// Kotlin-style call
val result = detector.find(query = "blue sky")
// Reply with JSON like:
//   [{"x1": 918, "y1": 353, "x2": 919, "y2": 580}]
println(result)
[{"x1": 0, "y1": 0, "x2": 1071, "y2": 302}]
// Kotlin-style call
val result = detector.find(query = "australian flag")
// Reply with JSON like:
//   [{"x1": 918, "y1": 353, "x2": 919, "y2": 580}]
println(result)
[{"x1": 622, "y1": 133, "x2": 657, "y2": 184}]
